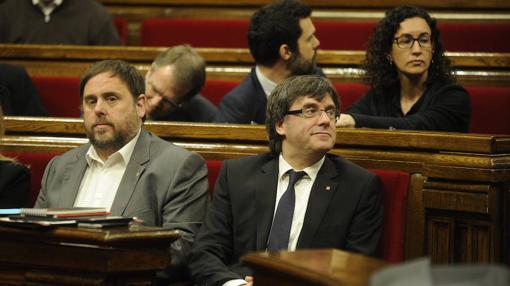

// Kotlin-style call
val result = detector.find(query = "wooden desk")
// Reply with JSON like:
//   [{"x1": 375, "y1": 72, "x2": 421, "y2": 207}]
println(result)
[
  {"x1": 0, "y1": 224, "x2": 180, "y2": 285},
  {"x1": 241, "y1": 249, "x2": 388, "y2": 286},
  {"x1": 1, "y1": 44, "x2": 509, "y2": 85}
]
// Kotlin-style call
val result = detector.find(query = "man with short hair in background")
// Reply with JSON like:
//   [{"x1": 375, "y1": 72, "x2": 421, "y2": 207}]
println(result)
[
  {"x1": 145, "y1": 45, "x2": 218, "y2": 122},
  {"x1": 214, "y1": 0, "x2": 322, "y2": 124}
]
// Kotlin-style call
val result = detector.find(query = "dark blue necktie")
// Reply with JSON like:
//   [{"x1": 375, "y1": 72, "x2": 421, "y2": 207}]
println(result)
[{"x1": 267, "y1": 170, "x2": 307, "y2": 251}]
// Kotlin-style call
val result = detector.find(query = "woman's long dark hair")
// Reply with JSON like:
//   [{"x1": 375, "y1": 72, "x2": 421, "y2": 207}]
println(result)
[{"x1": 363, "y1": 6, "x2": 454, "y2": 96}]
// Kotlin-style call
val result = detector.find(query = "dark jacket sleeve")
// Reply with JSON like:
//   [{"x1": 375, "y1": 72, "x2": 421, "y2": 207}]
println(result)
[
  {"x1": 189, "y1": 160, "x2": 244, "y2": 286},
  {"x1": 345, "y1": 173, "x2": 383, "y2": 256},
  {"x1": 0, "y1": 161, "x2": 31, "y2": 208},
  {"x1": 348, "y1": 83, "x2": 471, "y2": 132},
  {"x1": 0, "y1": 64, "x2": 48, "y2": 116}
]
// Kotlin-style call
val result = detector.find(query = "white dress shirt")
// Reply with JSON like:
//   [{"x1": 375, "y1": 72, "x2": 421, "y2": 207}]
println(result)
[
  {"x1": 255, "y1": 65, "x2": 277, "y2": 98},
  {"x1": 74, "y1": 129, "x2": 141, "y2": 211},
  {"x1": 32, "y1": 0, "x2": 63, "y2": 23},
  {"x1": 275, "y1": 154, "x2": 324, "y2": 251}
]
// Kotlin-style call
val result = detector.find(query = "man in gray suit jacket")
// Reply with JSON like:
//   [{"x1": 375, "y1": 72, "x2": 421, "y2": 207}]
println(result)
[
  {"x1": 35, "y1": 60, "x2": 209, "y2": 282},
  {"x1": 190, "y1": 75, "x2": 383, "y2": 286}
]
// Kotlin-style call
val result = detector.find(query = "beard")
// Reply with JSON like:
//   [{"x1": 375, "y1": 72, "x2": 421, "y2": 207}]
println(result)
[
  {"x1": 84, "y1": 118, "x2": 139, "y2": 156},
  {"x1": 287, "y1": 50, "x2": 317, "y2": 76}
]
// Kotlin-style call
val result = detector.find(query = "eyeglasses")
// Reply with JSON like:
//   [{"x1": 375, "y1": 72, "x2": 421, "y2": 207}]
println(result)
[
  {"x1": 159, "y1": 94, "x2": 181, "y2": 109},
  {"x1": 394, "y1": 34, "x2": 432, "y2": 49},
  {"x1": 286, "y1": 107, "x2": 340, "y2": 121}
]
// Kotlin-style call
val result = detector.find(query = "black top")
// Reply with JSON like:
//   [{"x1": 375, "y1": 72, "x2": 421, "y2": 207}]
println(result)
[
  {"x1": 160, "y1": 94, "x2": 218, "y2": 122},
  {"x1": 0, "y1": 0, "x2": 120, "y2": 45},
  {"x1": 0, "y1": 64, "x2": 48, "y2": 116},
  {"x1": 0, "y1": 160, "x2": 31, "y2": 208},
  {"x1": 347, "y1": 81, "x2": 471, "y2": 132}
]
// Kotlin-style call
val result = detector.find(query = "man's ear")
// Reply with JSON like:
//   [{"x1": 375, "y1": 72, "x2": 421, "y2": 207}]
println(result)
[
  {"x1": 279, "y1": 44, "x2": 292, "y2": 61},
  {"x1": 275, "y1": 119, "x2": 286, "y2": 136},
  {"x1": 136, "y1": 94, "x2": 147, "y2": 119}
]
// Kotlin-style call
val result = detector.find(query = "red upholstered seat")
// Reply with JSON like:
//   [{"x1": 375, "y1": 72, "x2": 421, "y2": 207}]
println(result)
[
  {"x1": 205, "y1": 160, "x2": 223, "y2": 196},
  {"x1": 113, "y1": 16, "x2": 129, "y2": 46},
  {"x1": 439, "y1": 22, "x2": 510, "y2": 53},
  {"x1": 31, "y1": 76, "x2": 81, "y2": 117},
  {"x1": 370, "y1": 169, "x2": 410, "y2": 263},
  {"x1": 466, "y1": 86, "x2": 510, "y2": 135},
  {"x1": 333, "y1": 82, "x2": 369, "y2": 112},
  {"x1": 314, "y1": 20, "x2": 376, "y2": 50},
  {"x1": 4, "y1": 152, "x2": 58, "y2": 207},
  {"x1": 202, "y1": 80, "x2": 239, "y2": 106},
  {"x1": 140, "y1": 18, "x2": 249, "y2": 48}
]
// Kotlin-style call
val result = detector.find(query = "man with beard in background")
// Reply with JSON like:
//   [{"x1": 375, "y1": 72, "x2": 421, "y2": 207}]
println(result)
[{"x1": 214, "y1": 0, "x2": 322, "y2": 124}]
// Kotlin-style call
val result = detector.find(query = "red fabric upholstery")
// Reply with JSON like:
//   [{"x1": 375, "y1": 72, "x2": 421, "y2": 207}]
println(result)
[
  {"x1": 202, "y1": 80, "x2": 238, "y2": 106},
  {"x1": 31, "y1": 76, "x2": 81, "y2": 117},
  {"x1": 314, "y1": 20, "x2": 376, "y2": 50},
  {"x1": 466, "y1": 86, "x2": 510, "y2": 135},
  {"x1": 140, "y1": 18, "x2": 249, "y2": 48},
  {"x1": 113, "y1": 16, "x2": 129, "y2": 45},
  {"x1": 369, "y1": 169, "x2": 409, "y2": 263},
  {"x1": 205, "y1": 160, "x2": 223, "y2": 196},
  {"x1": 439, "y1": 22, "x2": 510, "y2": 52},
  {"x1": 4, "y1": 152, "x2": 58, "y2": 207},
  {"x1": 333, "y1": 82, "x2": 369, "y2": 112}
]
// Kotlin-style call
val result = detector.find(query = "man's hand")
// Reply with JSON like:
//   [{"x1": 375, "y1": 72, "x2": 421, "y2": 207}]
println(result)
[{"x1": 244, "y1": 276, "x2": 254, "y2": 286}]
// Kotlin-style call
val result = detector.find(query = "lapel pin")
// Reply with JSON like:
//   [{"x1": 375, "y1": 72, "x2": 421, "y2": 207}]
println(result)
[{"x1": 326, "y1": 186, "x2": 331, "y2": 191}]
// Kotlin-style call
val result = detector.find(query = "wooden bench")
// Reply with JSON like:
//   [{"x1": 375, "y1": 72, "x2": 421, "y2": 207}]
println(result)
[
  {"x1": 1, "y1": 44, "x2": 509, "y2": 85},
  {"x1": 2, "y1": 116, "x2": 510, "y2": 265}
]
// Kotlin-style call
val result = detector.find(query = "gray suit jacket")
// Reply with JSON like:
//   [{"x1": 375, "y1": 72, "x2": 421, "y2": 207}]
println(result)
[{"x1": 35, "y1": 128, "x2": 209, "y2": 279}]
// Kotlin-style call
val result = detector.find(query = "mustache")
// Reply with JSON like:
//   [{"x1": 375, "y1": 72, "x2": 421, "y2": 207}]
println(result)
[{"x1": 92, "y1": 119, "x2": 113, "y2": 127}]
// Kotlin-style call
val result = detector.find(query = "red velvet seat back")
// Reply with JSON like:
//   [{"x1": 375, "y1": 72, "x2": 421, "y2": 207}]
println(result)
[
  {"x1": 202, "y1": 80, "x2": 239, "y2": 106},
  {"x1": 113, "y1": 16, "x2": 129, "y2": 46},
  {"x1": 205, "y1": 160, "x2": 223, "y2": 196},
  {"x1": 439, "y1": 22, "x2": 510, "y2": 52},
  {"x1": 31, "y1": 76, "x2": 81, "y2": 117},
  {"x1": 4, "y1": 152, "x2": 59, "y2": 207},
  {"x1": 140, "y1": 18, "x2": 249, "y2": 48},
  {"x1": 314, "y1": 20, "x2": 376, "y2": 50},
  {"x1": 333, "y1": 82, "x2": 369, "y2": 112},
  {"x1": 369, "y1": 169, "x2": 410, "y2": 263},
  {"x1": 466, "y1": 86, "x2": 510, "y2": 135}
]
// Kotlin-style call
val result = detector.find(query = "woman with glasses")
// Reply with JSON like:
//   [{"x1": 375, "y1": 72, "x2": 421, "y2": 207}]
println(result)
[
  {"x1": 337, "y1": 6, "x2": 471, "y2": 132},
  {"x1": 0, "y1": 104, "x2": 30, "y2": 208}
]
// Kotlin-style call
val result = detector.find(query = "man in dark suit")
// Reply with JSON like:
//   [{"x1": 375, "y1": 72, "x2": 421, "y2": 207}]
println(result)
[
  {"x1": 35, "y1": 60, "x2": 209, "y2": 282},
  {"x1": 190, "y1": 75, "x2": 383, "y2": 286},
  {"x1": 145, "y1": 45, "x2": 218, "y2": 122},
  {"x1": 214, "y1": 0, "x2": 322, "y2": 124}
]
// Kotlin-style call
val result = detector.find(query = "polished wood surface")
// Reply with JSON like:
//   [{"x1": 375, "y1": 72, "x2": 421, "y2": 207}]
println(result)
[
  {"x1": 0, "y1": 224, "x2": 180, "y2": 285},
  {"x1": 1, "y1": 44, "x2": 509, "y2": 85},
  {"x1": 241, "y1": 249, "x2": 388, "y2": 286},
  {"x1": 2, "y1": 116, "x2": 510, "y2": 265}
]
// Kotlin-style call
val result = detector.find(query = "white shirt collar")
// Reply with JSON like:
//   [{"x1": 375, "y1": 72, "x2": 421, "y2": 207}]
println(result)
[
  {"x1": 33, "y1": 0, "x2": 63, "y2": 23},
  {"x1": 255, "y1": 66, "x2": 277, "y2": 98},
  {"x1": 278, "y1": 154, "x2": 325, "y2": 182},
  {"x1": 85, "y1": 128, "x2": 142, "y2": 167}
]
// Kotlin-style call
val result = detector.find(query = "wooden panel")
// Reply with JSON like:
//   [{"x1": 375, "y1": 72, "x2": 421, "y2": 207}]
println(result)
[
  {"x1": 423, "y1": 189, "x2": 489, "y2": 214},
  {"x1": 427, "y1": 218, "x2": 453, "y2": 263},
  {"x1": 405, "y1": 174, "x2": 426, "y2": 259}
]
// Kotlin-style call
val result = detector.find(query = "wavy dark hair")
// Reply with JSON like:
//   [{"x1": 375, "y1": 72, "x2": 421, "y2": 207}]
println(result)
[{"x1": 364, "y1": 6, "x2": 454, "y2": 95}]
